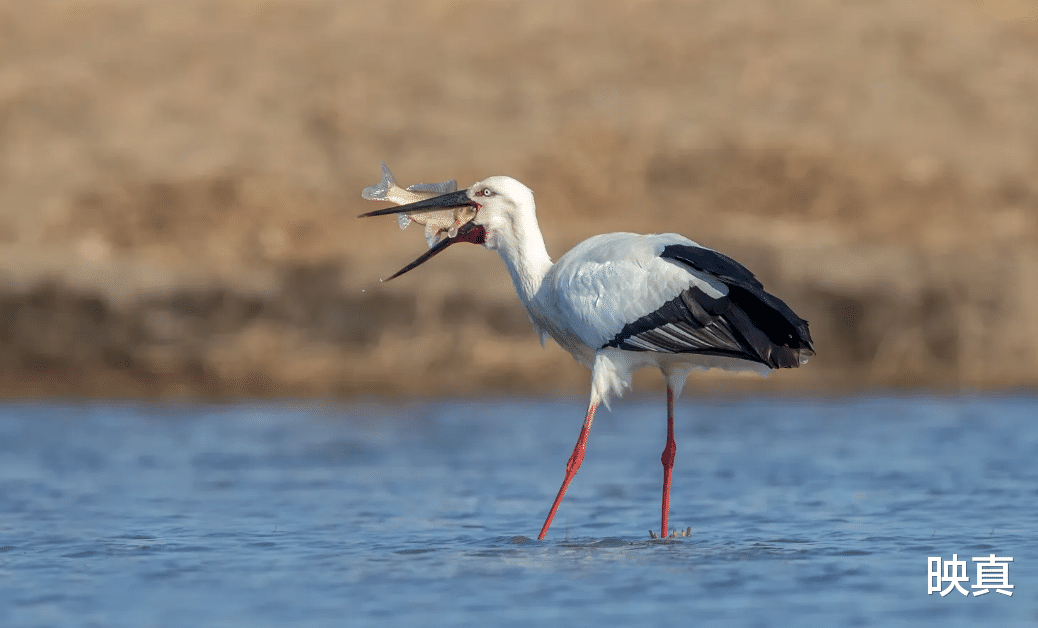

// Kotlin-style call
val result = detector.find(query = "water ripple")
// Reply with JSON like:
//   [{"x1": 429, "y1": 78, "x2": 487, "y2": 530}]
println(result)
[{"x1": 0, "y1": 396, "x2": 1035, "y2": 627}]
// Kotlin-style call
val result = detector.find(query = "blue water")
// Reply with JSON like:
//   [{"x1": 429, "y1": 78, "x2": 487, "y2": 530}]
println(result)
[{"x1": 0, "y1": 396, "x2": 1035, "y2": 627}]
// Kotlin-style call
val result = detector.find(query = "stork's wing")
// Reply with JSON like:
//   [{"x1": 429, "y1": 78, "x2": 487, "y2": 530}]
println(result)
[
  {"x1": 550, "y1": 235, "x2": 813, "y2": 369},
  {"x1": 604, "y1": 287, "x2": 766, "y2": 361},
  {"x1": 658, "y1": 244, "x2": 814, "y2": 367}
]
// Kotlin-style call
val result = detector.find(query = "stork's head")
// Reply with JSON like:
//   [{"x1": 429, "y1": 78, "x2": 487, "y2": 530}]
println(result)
[{"x1": 358, "y1": 176, "x2": 537, "y2": 280}]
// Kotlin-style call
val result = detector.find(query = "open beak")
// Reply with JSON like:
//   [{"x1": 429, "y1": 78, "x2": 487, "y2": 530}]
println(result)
[{"x1": 358, "y1": 190, "x2": 486, "y2": 281}]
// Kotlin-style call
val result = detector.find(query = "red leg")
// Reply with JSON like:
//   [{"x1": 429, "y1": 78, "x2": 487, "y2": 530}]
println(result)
[
  {"x1": 660, "y1": 387, "x2": 677, "y2": 538},
  {"x1": 538, "y1": 401, "x2": 598, "y2": 540}
]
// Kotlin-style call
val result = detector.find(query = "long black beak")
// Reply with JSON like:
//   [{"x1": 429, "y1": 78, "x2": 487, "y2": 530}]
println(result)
[
  {"x1": 358, "y1": 189, "x2": 485, "y2": 281},
  {"x1": 357, "y1": 189, "x2": 476, "y2": 218},
  {"x1": 382, "y1": 220, "x2": 487, "y2": 281}
]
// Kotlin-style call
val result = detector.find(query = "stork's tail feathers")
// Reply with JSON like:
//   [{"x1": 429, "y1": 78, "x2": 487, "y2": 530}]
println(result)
[{"x1": 723, "y1": 284, "x2": 814, "y2": 369}]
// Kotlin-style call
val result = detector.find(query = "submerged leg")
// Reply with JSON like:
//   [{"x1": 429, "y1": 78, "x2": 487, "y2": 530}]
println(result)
[
  {"x1": 660, "y1": 386, "x2": 677, "y2": 538},
  {"x1": 538, "y1": 400, "x2": 598, "y2": 540}
]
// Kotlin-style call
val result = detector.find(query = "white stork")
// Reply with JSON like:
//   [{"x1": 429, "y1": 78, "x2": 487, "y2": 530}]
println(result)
[{"x1": 359, "y1": 175, "x2": 814, "y2": 540}]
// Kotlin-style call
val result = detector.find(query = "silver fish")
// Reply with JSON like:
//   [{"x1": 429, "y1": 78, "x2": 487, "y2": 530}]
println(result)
[{"x1": 361, "y1": 163, "x2": 477, "y2": 247}]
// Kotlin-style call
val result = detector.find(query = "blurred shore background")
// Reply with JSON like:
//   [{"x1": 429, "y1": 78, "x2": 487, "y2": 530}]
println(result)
[{"x1": 1, "y1": 0, "x2": 1036, "y2": 398}]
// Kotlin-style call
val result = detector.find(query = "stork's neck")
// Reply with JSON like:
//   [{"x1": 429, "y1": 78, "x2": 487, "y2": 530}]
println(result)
[{"x1": 495, "y1": 216, "x2": 553, "y2": 307}]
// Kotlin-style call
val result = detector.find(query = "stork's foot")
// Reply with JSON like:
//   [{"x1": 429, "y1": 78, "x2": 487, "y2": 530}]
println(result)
[{"x1": 649, "y1": 527, "x2": 692, "y2": 539}]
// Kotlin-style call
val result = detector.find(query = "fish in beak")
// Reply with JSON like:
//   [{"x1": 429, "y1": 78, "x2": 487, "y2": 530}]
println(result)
[
  {"x1": 359, "y1": 186, "x2": 486, "y2": 281},
  {"x1": 361, "y1": 163, "x2": 474, "y2": 247}
]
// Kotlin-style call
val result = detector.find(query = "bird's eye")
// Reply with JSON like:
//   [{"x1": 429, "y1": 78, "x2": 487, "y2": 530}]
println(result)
[{"x1": 480, "y1": 188, "x2": 493, "y2": 197}]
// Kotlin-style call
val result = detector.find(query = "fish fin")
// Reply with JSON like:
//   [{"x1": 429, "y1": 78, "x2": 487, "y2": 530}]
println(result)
[
  {"x1": 361, "y1": 162, "x2": 397, "y2": 201},
  {"x1": 424, "y1": 224, "x2": 445, "y2": 248},
  {"x1": 407, "y1": 180, "x2": 457, "y2": 194}
]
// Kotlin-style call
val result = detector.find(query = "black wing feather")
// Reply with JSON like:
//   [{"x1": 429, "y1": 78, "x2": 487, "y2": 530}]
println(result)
[{"x1": 602, "y1": 244, "x2": 815, "y2": 369}]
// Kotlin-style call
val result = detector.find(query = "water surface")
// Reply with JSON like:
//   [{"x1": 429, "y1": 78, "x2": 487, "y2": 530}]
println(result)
[{"x1": 1, "y1": 396, "x2": 1035, "y2": 627}]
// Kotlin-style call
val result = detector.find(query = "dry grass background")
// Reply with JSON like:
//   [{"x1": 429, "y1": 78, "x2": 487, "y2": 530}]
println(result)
[{"x1": 1, "y1": 0, "x2": 1037, "y2": 397}]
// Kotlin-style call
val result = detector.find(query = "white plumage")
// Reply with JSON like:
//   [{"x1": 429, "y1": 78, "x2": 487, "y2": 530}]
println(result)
[
  {"x1": 538, "y1": 232, "x2": 766, "y2": 404},
  {"x1": 359, "y1": 174, "x2": 814, "y2": 540}
]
